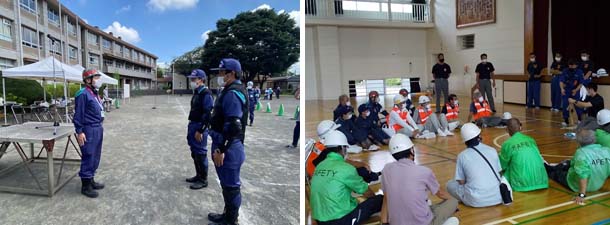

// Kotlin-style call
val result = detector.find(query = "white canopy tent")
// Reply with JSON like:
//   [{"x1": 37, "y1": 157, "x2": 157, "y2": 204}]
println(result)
[{"x1": 2, "y1": 57, "x2": 83, "y2": 124}]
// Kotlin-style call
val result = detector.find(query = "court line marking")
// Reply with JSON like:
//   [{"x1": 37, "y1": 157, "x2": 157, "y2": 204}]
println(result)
[
  {"x1": 174, "y1": 97, "x2": 188, "y2": 117},
  {"x1": 483, "y1": 191, "x2": 610, "y2": 225},
  {"x1": 507, "y1": 219, "x2": 518, "y2": 224}
]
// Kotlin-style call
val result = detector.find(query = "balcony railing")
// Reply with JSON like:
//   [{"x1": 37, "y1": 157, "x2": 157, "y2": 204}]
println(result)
[{"x1": 305, "y1": 0, "x2": 430, "y2": 23}]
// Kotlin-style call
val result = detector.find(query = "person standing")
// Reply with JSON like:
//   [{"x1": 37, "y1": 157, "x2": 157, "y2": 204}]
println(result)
[
  {"x1": 286, "y1": 88, "x2": 300, "y2": 148},
  {"x1": 74, "y1": 69, "x2": 106, "y2": 198},
  {"x1": 246, "y1": 81, "x2": 259, "y2": 126},
  {"x1": 208, "y1": 58, "x2": 248, "y2": 225},
  {"x1": 526, "y1": 53, "x2": 543, "y2": 109},
  {"x1": 475, "y1": 53, "x2": 497, "y2": 112},
  {"x1": 550, "y1": 53, "x2": 567, "y2": 112},
  {"x1": 560, "y1": 59, "x2": 585, "y2": 127},
  {"x1": 579, "y1": 50, "x2": 595, "y2": 85},
  {"x1": 275, "y1": 86, "x2": 281, "y2": 99},
  {"x1": 185, "y1": 69, "x2": 214, "y2": 190},
  {"x1": 432, "y1": 53, "x2": 451, "y2": 113}
]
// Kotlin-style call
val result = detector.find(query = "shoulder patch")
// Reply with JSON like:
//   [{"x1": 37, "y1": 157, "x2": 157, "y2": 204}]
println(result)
[
  {"x1": 230, "y1": 90, "x2": 246, "y2": 104},
  {"x1": 75, "y1": 88, "x2": 86, "y2": 98}
]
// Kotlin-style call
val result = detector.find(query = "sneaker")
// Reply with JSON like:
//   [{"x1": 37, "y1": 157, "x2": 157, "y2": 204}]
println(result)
[
  {"x1": 437, "y1": 128, "x2": 447, "y2": 137},
  {"x1": 424, "y1": 132, "x2": 436, "y2": 139},
  {"x1": 285, "y1": 144, "x2": 297, "y2": 148},
  {"x1": 445, "y1": 129, "x2": 454, "y2": 136},
  {"x1": 346, "y1": 145, "x2": 363, "y2": 153},
  {"x1": 368, "y1": 144, "x2": 380, "y2": 151},
  {"x1": 561, "y1": 122, "x2": 568, "y2": 127},
  {"x1": 442, "y1": 217, "x2": 460, "y2": 225},
  {"x1": 535, "y1": 107, "x2": 540, "y2": 110}
]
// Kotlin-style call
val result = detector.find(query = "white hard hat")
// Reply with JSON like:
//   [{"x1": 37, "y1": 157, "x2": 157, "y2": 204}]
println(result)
[
  {"x1": 597, "y1": 109, "x2": 610, "y2": 125},
  {"x1": 393, "y1": 95, "x2": 407, "y2": 105},
  {"x1": 389, "y1": 133, "x2": 414, "y2": 154},
  {"x1": 317, "y1": 120, "x2": 341, "y2": 139},
  {"x1": 247, "y1": 81, "x2": 253, "y2": 86},
  {"x1": 324, "y1": 130, "x2": 349, "y2": 147},
  {"x1": 503, "y1": 112, "x2": 512, "y2": 120},
  {"x1": 419, "y1": 95, "x2": 430, "y2": 104},
  {"x1": 461, "y1": 123, "x2": 481, "y2": 143},
  {"x1": 597, "y1": 68, "x2": 608, "y2": 76}
]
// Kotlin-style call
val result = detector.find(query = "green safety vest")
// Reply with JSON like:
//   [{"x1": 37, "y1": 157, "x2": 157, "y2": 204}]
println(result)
[
  {"x1": 500, "y1": 132, "x2": 549, "y2": 192},
  {"x1": 595, "y1": 129, "x2": 610, "y2": 149},
  {"x1": 310, "y1": 152, "x2": 369, "y2": 222},
  {"x1": 567, "y1": 144, "x2": 610, "y2": 192}
]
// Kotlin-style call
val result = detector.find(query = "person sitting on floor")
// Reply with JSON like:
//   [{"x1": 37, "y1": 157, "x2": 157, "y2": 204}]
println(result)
[
  {"x1": 499, "y1": 118, "x2": 548, "y2": 192},
  {"x1": 570, "y1": 83, "x2": 604, "y2": 131},
  {"x1": 310, "y1": 131, "x2": 384, "y2": 225},
  {"x1": 545, "y1": 129, "x2": 610, "y2": 205},
  {"x1": 335, "y1": 106, "x2": 375, "y2": 151},
  {"x1": 381, "y1": 133, "x2": 460, "y2": 225},
  {"x1": 355, "y1": 104, "x2": 390, "y2": 147},
  {"x1": 441, "y1": 94, "x2": 462, "y2": 131},
  {"x1": 306, "y1": 121, "x2": 380, "y2": 183},
  {"x1": 360, "y1": 90, "x2": 389, "y2": 127},
  {"x1": 468, "y1": 91, "x2": 502, "y2": 128},
  {"x1": 447, "y1": 123, "x2": 503, "y2": 207},
  {"x1": 333, "y1": 94, "x2": 354, "y2": 121},
  {"x1": 595, "y1": 109, "x2": 610, "y2": 149},
  {"x1": 398, "y1": 88, "x2": 415, "y2": 114},
  {"x1": 413, "y1": 95, "x2": 454, "y2": 137},
  {"x1": 387, "y1": 94, "x2": 436, "y2": 139}
]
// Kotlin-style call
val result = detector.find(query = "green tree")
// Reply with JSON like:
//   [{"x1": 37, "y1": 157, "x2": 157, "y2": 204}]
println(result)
[{"x1": 200, "y1": 8, "x2": 299, "y2": 89}]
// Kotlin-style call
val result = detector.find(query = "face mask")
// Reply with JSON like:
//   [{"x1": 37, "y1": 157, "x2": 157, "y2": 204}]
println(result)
[
  {"x1": 217, "y1": 76, "x2": 225, "y2": 87},
  {"x1": 581, "y1": 56, "x2": 588, "y2": 61},
  {"x1": 478, "y1": 96, "x2": 484, "y2": 102},
  {"x1": 190, "y1": 81, "x2": 198, "y2": 88},
  {"x1": 439, "y1": 58, "x2": 445, "y2": 63},
  {"x1": 363, "y1": 111, "x2": 370, "y2": 117},
  {"x1": 555, "y1": 57, "x2": 561, "y2": 62},
  {"x1": 482, "y1": 59, "x2": 487, "y2": 63},
  {"x1": 93, "y1": 79, "x2": 102, "y2": 89},
  {"x1": 530, "y1": 58, "x2": 535, "y2": 62},
  {"x1": 346, "y1": 101, "x2": 351, "y2": 106},
  {"x1": 454, "y1": 100, "x2": 459, "y2": 105},
  {"x1": 426, "y1": 104, "x2": 431, "y2": 110},
  {"x1": 345, "y1": 113, "x2": 353, "y2": 120},
  {"x1": 401, "y1": 103, "x2": 407, "y2": 110}
]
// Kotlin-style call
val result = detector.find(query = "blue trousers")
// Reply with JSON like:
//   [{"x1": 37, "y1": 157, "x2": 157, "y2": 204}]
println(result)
[
  {"x1": 248, "y1": 104, "x2": 255, "y2": 125},
  {"x1": 551, "y1": 76, "x2": 562, "y2": 109},
  {"x1": 527, "y1": 80, "x2": 541, "y2": 107},
  {"x1": 562, "y1": 91, "x2": 583, "y2": 120},
  {"x1": 215, "y1": 140, "x2": 245, "y2": 188},
  {"x1": 79, "y1": 125, "x2": 103, "y2": 178},
  {"x1": 187, "y1": 121, "x2": 209, "y2": 168}
]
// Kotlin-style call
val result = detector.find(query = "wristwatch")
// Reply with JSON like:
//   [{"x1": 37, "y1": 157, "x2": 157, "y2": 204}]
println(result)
[{"x1": 577, "y1": 193, "x2": 586, "y2": 198}]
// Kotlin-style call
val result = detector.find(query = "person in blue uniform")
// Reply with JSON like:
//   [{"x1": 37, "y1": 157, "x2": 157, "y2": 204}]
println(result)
[
  {"x1": 286, "y1": 88, "x2": 300, "y2": 149},
  {"x1": 560, "y1": 59, "x2": 585, "y2": 127},
  {"x1": 208, "y1": 58, "x2": 248, "y2": 225},
  {"x1": 579, "y1": 50, "x2": 595, "y2": 85},
  {"x1": 355, "y1": 104, "x2": 390, "y2": 146},
  {"x1": 550, "y1": 53, "x2": 567, "y2": 111},
  {"x1": 335, "y1": 106, "x2": 372, "y2": 149},
  {"x1": 333, "y1": 94, "x2": 353, "y2": 121},
  {"x1": 359, "y1": 90, "x2": 388, "y2": 127},
  {"x1": 526, "y1": 53, "x2": 543, "y2": 109},
  {"x1": 185, "y1": 69, "x2": 214, "y2": 190},
  {"x1": 246, "y1": 81, "x2": 259, "y2": 126},
  {"x1": 74, "y1": 69, "x2": 105, "y2": 198}
]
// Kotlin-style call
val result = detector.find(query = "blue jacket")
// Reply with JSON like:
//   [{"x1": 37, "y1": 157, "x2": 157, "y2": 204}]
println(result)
[
  {"x1": 247, "y1": 88, "x2": 259, "y2": 105},
  {"x1": 560, "y1": 68, "x2": 585, "y2": 91},
  {"x1": 211, "y1": 80, "x2": 246, "y2": 151},
  {"x1": 73, "y1": 87, "x2": 103, "y2": 134}
]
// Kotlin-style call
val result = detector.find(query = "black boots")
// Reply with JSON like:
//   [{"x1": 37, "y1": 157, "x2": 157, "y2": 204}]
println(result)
[
  {"x1": 81, "y1": 178, "x2": 99, "y2": 198},
  {"x1": 187, "y1": 153, "x2": 208, "y2": 189},
  {"x1": 91, "y1": 178, "x2": 105, "y2": 190},
  {"x1": 208, "y1": 187, "x2": 240, "y2": 225}
]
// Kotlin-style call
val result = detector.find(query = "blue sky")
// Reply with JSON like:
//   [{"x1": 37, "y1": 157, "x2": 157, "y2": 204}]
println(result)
[{"x1": 63, "y1": 0, "x2": 300, "y2": 70}]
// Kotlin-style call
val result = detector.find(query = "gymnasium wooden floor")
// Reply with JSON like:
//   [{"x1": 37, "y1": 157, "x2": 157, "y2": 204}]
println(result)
[{"x1": 304, "y1": 95, "x2": 610, "y2": 225}]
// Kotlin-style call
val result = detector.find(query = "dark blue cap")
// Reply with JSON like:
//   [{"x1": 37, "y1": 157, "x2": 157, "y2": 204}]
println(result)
[
  {"x1": 187, "y1": 69, "x2": 206, "y2": 79},
  {"x1": 358, "y1": 104, "x2": 369, "y2": 113},
  {"x1": 339, "y1": 105, "x2": 354, "y2": 115},
  {"x1": 211, "y1": 58, "x2": 242, "y2": 72}
]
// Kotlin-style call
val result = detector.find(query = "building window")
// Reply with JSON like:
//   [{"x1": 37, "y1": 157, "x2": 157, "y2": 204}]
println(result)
[
  {"x1": 0, "y1": 57, "x2": 15, "y2": 69},
  {"x1": 87, "y1": 32, "x2": 99, "y2": 45},
  {"x1": 69, "y1": 45, "x2": 77, "y2": 59},
  {"x1": 19, "y1": 0, "x2": 36, "y2": 13},
  {"x1": 67, "y1": 20, "x2": 76, "y2": 36},
  {"x1": 102, "y1": 38, "x2": 111, "y2": 49},
  {"x1": 48, "y1": 8, "x2": 60, "y2": 26},
  {"x1": 89, "y1": 53, "x2": 99, "y2": 65},
  {"x1": 48, "y1": 36, "x2": 62, "y2": 55},
  {"x1": 104, "y1": 59, "x2": 113, "y2": 67},
  {"x1": 0, "y1": 18, "x2": 12, "y2": 42},
  {"x1": 21, "y1": 26, "x2": 38, "y2": 48}
]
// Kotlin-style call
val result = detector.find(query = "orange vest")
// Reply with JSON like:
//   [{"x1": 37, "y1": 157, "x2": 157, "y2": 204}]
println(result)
[
  {"x1": 445, "y1": 104, "x2": 459, "y2": 120},
  {"x1": 306, "y1": 141, "x2": 325, "y2": 177},
  {"x1": 417, "y1": 106, "x2": 432, "y2": 123},
  {"x1": 387, "y1": 107, "x2": 410, "y2": 132},
  {"x1": 473, "y1": 101, "x2": 492, "y2": 120}
]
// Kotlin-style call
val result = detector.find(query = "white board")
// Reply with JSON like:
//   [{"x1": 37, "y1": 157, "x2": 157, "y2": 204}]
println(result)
[{"x1": 123, "y1": 84, "x2": 130, "y2": 98}]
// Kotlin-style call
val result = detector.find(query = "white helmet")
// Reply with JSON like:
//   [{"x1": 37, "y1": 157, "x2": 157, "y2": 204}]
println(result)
[
  {"x1": 247, "y1": 81, "x2": 253, "y2": 87},
  {"x1": 393, "y1": 95, "x2": 407, "y2": 105},
  {"x1": 597, "y1": 109, "x2": 610, "y2": 125},
  {"x1": 419, "y1": 95, "x2": 430, "y2": 104},
  {"x1": 597, "y1": 68, "x2": 608, "y2": 76},
  {"x1": 317, "y1": 120, "x2": 341, "y2": 140},
  {"x1": 389, "y1": 133, "x2": 414, "y2": 154},
  {"x1": 461, "y1": 123, "x2": 481, "y2": 143},
  {"x1": 324, "y1": 130, "x2": 349, "y2": 147},
  {"x1": 503, "y1": 112, "x2": 512, "y2": 120}
]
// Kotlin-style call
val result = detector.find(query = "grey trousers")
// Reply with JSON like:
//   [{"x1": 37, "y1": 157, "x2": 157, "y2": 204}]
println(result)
[
  {"x1": 422, "y1": 113, "x2": 449, "y2": 132},
  {"x1": 430, "y1": 198, "x2": 459, "y2": 225},
  {"x1": 476, "y1": 116, "x2": 503, "y2": 127},
  {"x1": 479, "y1": 79, "x2": 496, "y2": 111},
  {"x1": 577, "y1": 116, "x2": 599, "y2": 131},
  {"x1": 435, "y1": 78, "x2": 449, "y2": 112}
]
